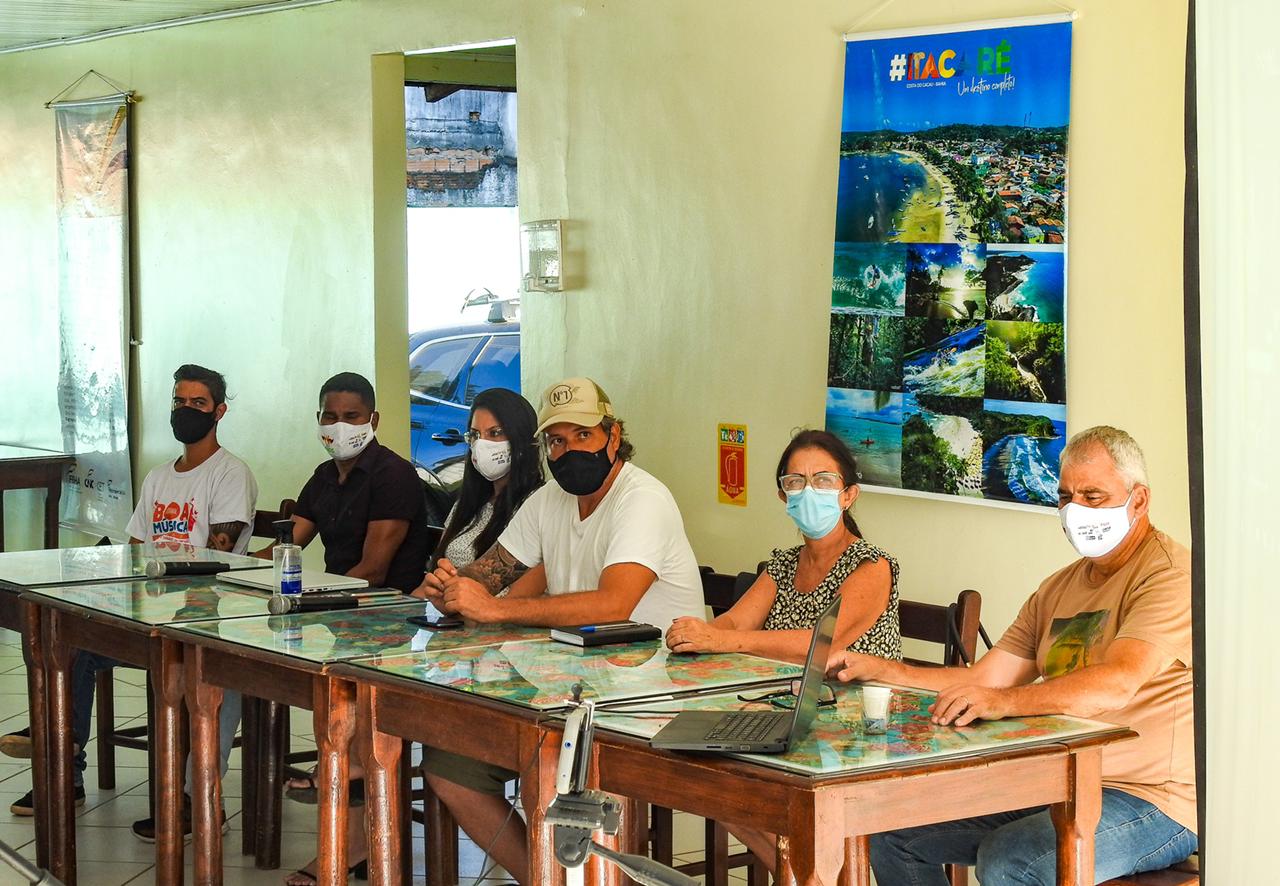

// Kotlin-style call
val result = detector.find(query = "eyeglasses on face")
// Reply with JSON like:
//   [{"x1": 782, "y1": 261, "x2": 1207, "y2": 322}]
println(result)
[
  {"x1": 778, "y1": 472, "x2": 846, "y2": 494},
  {"x1": 737, "y1": 680, "x2": 837, "y2": 710},
  {"x1": 464, "y1": 426, "x2": 507, "y2": 445}
]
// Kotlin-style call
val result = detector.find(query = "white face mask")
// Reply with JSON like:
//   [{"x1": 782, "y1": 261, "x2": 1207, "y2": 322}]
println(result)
[
  {"x1": 318, "y1": 421, "x2": 375, "y2": 461},
  {"x1": 1059, "y1": 491, "x2": 1133, "y2": 559},
  {"x1": 470, "y1": 439, "x2": 512, "y2": 481}
]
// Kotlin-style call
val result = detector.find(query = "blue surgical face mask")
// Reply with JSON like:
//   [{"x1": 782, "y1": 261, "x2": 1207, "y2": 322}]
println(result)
[{"x1": 785, "y1": 488, "x2": 844, "y2": 539}]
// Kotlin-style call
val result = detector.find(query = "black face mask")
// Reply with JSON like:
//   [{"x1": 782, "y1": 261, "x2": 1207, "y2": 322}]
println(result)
[
  {"x1": 548, "y1": 441, "x2": 615, "y2": 496},
  {"x1": 170, "y1": 406, "x2": 217, "y2": 444}
]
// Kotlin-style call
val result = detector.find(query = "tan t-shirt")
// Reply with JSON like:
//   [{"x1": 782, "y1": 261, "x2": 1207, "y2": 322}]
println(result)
[{"x1": 996, "y1": 528, "x2": 1196, "y2": 829}]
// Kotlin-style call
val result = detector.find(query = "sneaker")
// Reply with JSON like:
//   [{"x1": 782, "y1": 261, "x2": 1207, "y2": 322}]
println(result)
[
  {"x1": 131, "y1": 801, "x2": 228, "y2": 843},
  {"x1": 0, "y1": 727, "x2": 31, "y2": 760},
  {"x1": 10, "y1": 785, "x2": 85, "y2": 816}
]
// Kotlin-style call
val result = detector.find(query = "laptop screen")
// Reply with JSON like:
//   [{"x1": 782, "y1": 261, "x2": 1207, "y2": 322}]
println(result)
[{"x1": 788, "y1": 594, "x2": 841, "y2": 741}]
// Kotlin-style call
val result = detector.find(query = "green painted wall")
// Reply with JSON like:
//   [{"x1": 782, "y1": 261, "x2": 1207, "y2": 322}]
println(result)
[{"x1": 0, "y1": 0, "x2": 1190, "y2": 643}]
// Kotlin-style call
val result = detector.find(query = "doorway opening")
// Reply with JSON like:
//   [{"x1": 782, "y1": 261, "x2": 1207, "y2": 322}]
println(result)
[{"x1": 402, "y1": 42, "x2": 519, "y2": 508}]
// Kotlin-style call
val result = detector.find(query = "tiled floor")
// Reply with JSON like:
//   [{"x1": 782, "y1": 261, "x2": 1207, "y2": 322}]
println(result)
[{"x1": 0, "y1": 629, "x2": 748, "y2": 885}]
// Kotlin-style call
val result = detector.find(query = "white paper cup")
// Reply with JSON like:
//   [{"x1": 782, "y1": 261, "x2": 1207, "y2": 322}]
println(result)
[{"x1": 861, "y1": 686, "x2": 892, "y2": 734}]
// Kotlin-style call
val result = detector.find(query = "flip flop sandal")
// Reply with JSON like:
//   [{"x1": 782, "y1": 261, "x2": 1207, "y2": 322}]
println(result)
[{"x1": 283, "y1": 771, "x2": 366, "y2": 807}]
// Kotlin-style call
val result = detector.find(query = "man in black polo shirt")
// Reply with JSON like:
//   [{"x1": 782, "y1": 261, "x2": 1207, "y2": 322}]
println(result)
[{"x1": 285, "y1": 371, "x2": 429, "y2": 591}]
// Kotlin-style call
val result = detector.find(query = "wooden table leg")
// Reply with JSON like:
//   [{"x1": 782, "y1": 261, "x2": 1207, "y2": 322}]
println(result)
[
  {"x1": 423, "y1": 774, "x2": 459, "y2": 886},
  {"x1": 187, "y1": 645, "x2": 224, "y2": 886},
  {"x1": 23, "y1": 600, "x2": 50, "y2": 870},
  {"x1": 705, "y1": 819, "x2": 729, "y2": 886},
  {"x1": 361, "y1": 682, "x2": 403, "y2": 886},
  {"x1": 240, "y1": 697, "x2": 259, "y2": 857},
  {"x1": 777, "y1": 793, "x2": 844, "y2": 886},
  {"x1": 521, "y1": 726, "x2": 566, "y2": 886},
  {"x1": 152, "y1": 636, "x2": 185, "y2": 886},
  {"x1": 43, "y1": 475, "x2": 62, "y2": 549},
  {"x1": 838, "y1": 835, "x2": 870, "y2": 886},
  {"x1": 313, "y1": 676, "x2": 355, "y2": 886},
  {"x1": 255, "y1": 700, "x2": 286, "y2": 869},
  {"x1": 42, "y1": 608, "x2": 76, "y2": 885},
  {"x1": 1050, "y1": 748, "x2": 1103, "y2": 886}
]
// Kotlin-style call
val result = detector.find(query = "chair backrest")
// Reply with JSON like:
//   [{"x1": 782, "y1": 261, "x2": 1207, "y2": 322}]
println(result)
[
  {"x1": 699, "y1": 566, "x2": 738, "y2": 617},
  {"x1": 252, "y1": 498, "x2": 298, "y2": 540},
  {"x1": 899, "y1": 589, "x2": 983, "y2": 667}
]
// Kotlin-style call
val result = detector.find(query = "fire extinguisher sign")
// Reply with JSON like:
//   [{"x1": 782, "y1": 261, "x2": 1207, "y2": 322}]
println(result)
[{"x1": 717, "y1": 423, "x2": 747, "y2": 507}]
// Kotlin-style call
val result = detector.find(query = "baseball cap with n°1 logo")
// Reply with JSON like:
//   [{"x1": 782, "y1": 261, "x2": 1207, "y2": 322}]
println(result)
[{"x1": 535, "y1": 377, "x2": 614, "y2": 433}]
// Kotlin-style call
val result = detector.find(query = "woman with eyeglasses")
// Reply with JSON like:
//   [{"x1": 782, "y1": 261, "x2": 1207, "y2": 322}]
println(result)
[
  {"x1": 666, "y1": 428, "x2": 900, "y2": 876},
  {"x1": 284, "y1": 387, "x2": 541, "y2": 885},
  {"x1": 427, "y1": 386, "x2": 545, "y2": 572},
  {"x1": 667, "y1": 428, "x2": 901, "y2": 663}
]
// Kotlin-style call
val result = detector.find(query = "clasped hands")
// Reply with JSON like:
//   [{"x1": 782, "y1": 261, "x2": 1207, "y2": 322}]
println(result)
[{"x1": 412, "y1": 558, "x2": 503, "y2": 623}]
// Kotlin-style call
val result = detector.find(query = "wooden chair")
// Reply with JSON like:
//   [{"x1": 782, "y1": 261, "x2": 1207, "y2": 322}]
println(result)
[{"x1": 1100, "y1": 855, "x2": 1199, "y2": 885}]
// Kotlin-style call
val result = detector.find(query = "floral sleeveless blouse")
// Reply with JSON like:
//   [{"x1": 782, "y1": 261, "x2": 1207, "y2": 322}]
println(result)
[{"x1": 762, "y1": 539, "x2": 902, "y2": 659}]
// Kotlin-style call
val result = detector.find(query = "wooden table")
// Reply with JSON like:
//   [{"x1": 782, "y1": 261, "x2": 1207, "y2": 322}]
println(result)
[
  {"x1": 17, "y1": 568, "x2": 274, "y2": 886},
  {"x1": 339, "y1": 655, "x2": 1133, "y2": 886},
  {"x1": 331, "y1": 638, "x2": 806, "y2": 886},
  {"x1": 168, "y1": 606, "x2": 549, "y2": 886},
  {"x1": 0, "y1": 444, "x2": 74, "y2": 551},
  {"x1": 0, "y1": 544, "x2": 264, "y2": 877}
]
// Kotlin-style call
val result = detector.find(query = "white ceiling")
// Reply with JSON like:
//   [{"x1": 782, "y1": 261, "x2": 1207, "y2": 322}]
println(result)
[{"x1": 0, "y1": 0, "x2": 335, "y2": 53}]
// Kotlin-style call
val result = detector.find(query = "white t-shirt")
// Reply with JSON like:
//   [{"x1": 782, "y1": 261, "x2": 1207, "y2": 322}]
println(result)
[
  {"x1": 498, "y1": 462, "x2": 704, "y2": 632},
  {"x1": 125, "y1": 448, "x2": 259, "y2": 554}
]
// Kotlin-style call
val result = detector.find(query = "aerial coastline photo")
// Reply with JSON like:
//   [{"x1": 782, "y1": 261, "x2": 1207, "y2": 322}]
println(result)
[
  {"x1": 826, "y1": 388, "x2": 903, "y2": 488},
  {"x1": 985, "y1": 246, "x2": 1065, "y2": 323}
]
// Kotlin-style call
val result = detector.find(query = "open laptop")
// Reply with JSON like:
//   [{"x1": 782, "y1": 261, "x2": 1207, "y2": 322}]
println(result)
[
  {"x1": 219, "y1": 567, "x2": 368, "y2": 594},
  {"x1": 650, "y1": 595, "x2": 840, "y2": 753}
]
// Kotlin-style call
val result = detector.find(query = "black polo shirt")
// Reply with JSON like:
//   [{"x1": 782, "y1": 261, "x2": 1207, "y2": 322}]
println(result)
[{"x1": 293, "y1": 437, "x2": 429, "y2": 592}]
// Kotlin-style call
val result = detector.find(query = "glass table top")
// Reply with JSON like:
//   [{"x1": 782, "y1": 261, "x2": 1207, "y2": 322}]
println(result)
[
  {"x1": 21, "y1": 575, "x2": 280, "y2": 625},
  {"x1": 349, "y1": 640, "x2": 803, "y2": 711},
  {"x1": 177, "y1": 603, "x2": 548, "y2": 664},
  {"x1": 594, "y1": 682, "x2": 1126, "y2": 776},
  {"x1": 0, "y1": 544, "x2": 262, "y2": 589}
]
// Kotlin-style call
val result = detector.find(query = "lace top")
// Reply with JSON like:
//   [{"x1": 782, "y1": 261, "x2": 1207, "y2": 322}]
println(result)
[
  {"x1": 762, "y1": 538, "x2": 902, "y2": 659},
  {"x1": 442, "y1": 500, "x2": 495, "y2": 569}
]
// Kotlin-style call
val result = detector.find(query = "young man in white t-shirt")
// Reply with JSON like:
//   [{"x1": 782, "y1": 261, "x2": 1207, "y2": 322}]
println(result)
[
  {"x1": 416, "y1": 376, "x2": 703, "y2": 884},
  {"x1": 4, "y1": 365, "x2": 258, "y2": 838}
]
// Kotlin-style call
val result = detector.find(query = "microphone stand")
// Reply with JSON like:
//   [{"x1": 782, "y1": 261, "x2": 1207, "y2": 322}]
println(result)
[
  {"x1": 0, "y1": 838, "x2": 64, "y2": 885},
  {"x1": 544, "y1": 689, "x2": 696, "y2": 886}
]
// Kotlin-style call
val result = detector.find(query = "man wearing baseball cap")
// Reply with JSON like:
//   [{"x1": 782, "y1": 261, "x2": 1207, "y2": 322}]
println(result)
[{"x1": 416, "y1": 376, "x2": 703, "y2": 883}]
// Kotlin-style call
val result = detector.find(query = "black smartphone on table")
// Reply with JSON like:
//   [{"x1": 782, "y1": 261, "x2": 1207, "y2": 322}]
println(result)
[{"x1": 406, "y1": 614, "x2": 464, "y2": 630}]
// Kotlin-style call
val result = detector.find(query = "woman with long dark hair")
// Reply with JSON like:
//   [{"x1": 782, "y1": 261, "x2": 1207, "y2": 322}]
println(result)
[{"x1": 430, "y1": 386, "x2": 543, "y2": 570}]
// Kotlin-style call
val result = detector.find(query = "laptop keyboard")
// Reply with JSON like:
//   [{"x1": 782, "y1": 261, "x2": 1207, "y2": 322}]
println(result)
[{"x1": 705, "y1": 712, "x2": 789, "y2": 743}]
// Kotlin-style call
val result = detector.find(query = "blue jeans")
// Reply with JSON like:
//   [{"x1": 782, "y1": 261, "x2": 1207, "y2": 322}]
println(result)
[
  {"x1": 71, "y1": 652, "x2": 241, "y2": 789},
  {"x1": 870, "y1": 788, "x2": 1197, "y2": 886}
]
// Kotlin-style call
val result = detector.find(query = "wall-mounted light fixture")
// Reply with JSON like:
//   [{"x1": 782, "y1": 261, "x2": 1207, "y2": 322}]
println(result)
[{"x1": 521, "y1": 219, "x2": 564, "y2": 292}]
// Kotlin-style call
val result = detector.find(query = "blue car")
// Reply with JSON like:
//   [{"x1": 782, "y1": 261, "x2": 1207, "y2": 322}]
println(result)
[{"x1": 408, "y1": 318, "x2": 520, "y2": 503}]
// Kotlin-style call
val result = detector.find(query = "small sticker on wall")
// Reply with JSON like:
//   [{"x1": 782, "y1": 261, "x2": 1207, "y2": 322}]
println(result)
[{"x1": 717, "y1": 423, "x2": 747, "y2": 507}]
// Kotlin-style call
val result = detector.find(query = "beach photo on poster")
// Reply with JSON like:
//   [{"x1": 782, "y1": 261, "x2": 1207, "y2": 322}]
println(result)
[
  {"x1": 832, "y1": 242, "x2": 907, "y2": 315},
  {"x1": 905, "y1": 243, "x2": 987, "y2": 319},
  {"x1": 984, "y1": 320, "x2": 1065, "y2": 404},
  {"x1": 979, "y1": 399, "x2": 1065, "y2": 506},
  {"x1": 901, "y1": 393, "x2": 983, "y2": 497},
  {"x1": 829, "y1": 314, "x2": 905, "y2": 392},
  {"x1": 838, "y1": 22, "x2": 1071, "y2": 245},
  {"x1": 985, "y1": 246, "x2": 1065, "y2": 323},
  {"x1": 903, "y1": 319, "x2": 985, "y2": 397},
  {"x1": 826, "y1": 388, "x2": 903, "y2": 488}
]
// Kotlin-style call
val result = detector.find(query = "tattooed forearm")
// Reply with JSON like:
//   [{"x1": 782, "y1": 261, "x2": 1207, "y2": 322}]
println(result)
[
  {"x1": 458, "y1": 543, "x2": 529, "y2": 593},
  {"x1": 206, "y1": 521, "x2": 247, "y2": 552}
]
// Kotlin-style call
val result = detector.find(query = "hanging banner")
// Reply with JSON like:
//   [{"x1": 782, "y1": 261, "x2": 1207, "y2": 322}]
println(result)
[
  {"x1": 826, "y1": 16, "x2": 1072, "y2": 509},
  {"x1": 55, "y1": 96, "x2": 134, "y2": 538}
]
